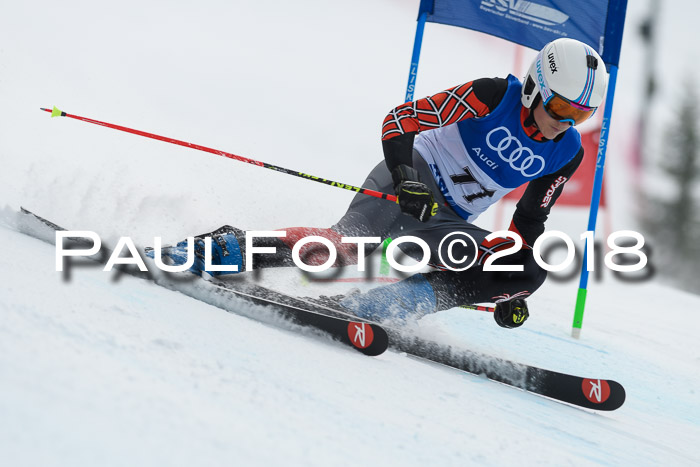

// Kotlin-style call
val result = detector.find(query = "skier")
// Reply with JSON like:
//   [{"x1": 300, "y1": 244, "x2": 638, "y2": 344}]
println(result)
[{"x1": 155, "y1": 38, "x2": 608, "y2": 328}]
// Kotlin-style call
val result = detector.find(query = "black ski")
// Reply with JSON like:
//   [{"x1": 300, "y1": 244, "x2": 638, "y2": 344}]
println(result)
[
  {"x1": 17, "y1": 208, "x2": 389, "y2": 357},
  {"x1": 389, "y1": 334, "x2": 626, "y2": 411},
  {"x1": 18, "y1": 208, "x2": 625, "y2": 409},
  {"x1": 204, "y1": 279, "x2": 388, "y2": 356},
  {"x1": 275, "y1": 292, "x2": 626, "y2": 411}
]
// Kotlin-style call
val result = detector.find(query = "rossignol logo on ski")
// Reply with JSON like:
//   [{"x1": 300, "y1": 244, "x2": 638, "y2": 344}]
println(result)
[
  {"x1": 347, "y1": 322, "x2": 374, "y2": 349},
  {"x1": 582, "y1": 378, "x2": 611, "y2": 404}
]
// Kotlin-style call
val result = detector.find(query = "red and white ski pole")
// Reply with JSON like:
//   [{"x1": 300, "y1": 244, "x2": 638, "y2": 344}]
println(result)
[{"x1": 41, "y1": 106, "x2": 397, "y2": 203}]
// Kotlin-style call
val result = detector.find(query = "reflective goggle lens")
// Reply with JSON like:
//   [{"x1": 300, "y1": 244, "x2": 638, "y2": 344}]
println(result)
[{"x1": 544, "y1": 93, "x2": 595, "y2": 126}]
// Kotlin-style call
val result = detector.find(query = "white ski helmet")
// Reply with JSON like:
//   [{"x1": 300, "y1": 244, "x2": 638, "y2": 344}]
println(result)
[{"x1": 521, "y1": 38, "x2": 608, "y2": 125}]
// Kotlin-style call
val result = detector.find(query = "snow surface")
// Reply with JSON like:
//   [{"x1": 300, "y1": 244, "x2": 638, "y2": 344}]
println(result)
[
  {"x1": 1, "y1": 0, "x2": 700, "y2": 465},
  {"x1": 2, "y1": 208, "x2": 700, "y2": 467}
]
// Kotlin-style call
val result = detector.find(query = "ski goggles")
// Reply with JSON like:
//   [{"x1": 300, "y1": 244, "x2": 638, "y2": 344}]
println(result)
[{"x1": 543, "y1": 93, "x2": 596, "y2": 126}]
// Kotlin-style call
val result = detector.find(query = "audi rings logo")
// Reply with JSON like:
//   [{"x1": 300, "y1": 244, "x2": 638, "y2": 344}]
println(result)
[{"x1": 486, "y1": 127, "x2": 545, "y2": 177}]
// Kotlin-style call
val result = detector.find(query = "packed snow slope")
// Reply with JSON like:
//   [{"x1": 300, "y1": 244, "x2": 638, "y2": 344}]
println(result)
[
  {"x1": 2, "y1": 209, "x2": 700, "y2": 466},
  {"x1": 1, "y1": 0, "x2": 700, "y2": 465}
]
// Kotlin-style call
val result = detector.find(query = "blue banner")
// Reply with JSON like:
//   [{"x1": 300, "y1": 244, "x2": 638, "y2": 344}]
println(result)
[{"x1": 418, "y1": 0, "x2": 627, "y2": 66}]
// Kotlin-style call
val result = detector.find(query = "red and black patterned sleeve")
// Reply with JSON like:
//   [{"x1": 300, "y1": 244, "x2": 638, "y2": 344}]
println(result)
[{"x1": 381, "y1": 77, "x2": 508, "y2": 172}]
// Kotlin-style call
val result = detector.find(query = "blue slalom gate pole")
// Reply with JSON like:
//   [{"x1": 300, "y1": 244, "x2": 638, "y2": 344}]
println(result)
[
  {"x1": 572, "y1": 65, "x2": 619, "y2": 339},
  {"x1": 404, "y1": 11, "x2": 427, "y2": 103}
]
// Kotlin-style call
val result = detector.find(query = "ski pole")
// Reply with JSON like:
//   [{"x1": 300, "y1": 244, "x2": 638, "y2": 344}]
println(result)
[
  {"x1": 40, "y1": 106, "x2": 397, "y2": 203},
  {"x1": 460, "y1": 304, "x2": 495, "y2": 313}
]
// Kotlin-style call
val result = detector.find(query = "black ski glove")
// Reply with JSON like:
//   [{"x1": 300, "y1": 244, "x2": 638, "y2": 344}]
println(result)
[
  {"x1": 391, "y1": 164, "x2": 438, "y2": 222},
  {"x1": 494, "y1": 298, "x2": 529, "y2": 328}
]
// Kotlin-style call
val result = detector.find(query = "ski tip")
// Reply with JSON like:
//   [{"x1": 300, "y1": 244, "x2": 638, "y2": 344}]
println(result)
[
  {"x1": 346, "y1": 321, "x2": 388, "y2": 357},
  {"x1": 580, "y1": 378, "x2": 626, "y2": 411},
  {"x1": 41, "y1": 106, "x2": 65, "y2": 117},
  {"x1": 606, "y1": 379, "x2": 626, "y2": 410}
]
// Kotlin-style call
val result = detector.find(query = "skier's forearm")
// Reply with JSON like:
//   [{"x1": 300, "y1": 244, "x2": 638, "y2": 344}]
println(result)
[
  {"x1": 511, "y1": 147, "x2": 584, "y2": 245},
  {"x1": 382, "y1": 132, "x2": 415, "y2": 172}
]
